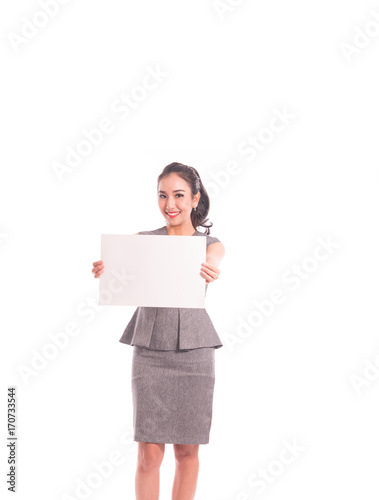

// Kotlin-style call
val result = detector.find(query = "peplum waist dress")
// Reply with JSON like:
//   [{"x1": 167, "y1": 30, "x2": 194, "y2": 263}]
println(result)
[{"x1": 122, "y1": 224, "x2": 224, "y2": 445}]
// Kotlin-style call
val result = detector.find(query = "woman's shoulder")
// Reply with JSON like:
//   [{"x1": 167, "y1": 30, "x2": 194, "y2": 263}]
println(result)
[{"x1": 195, "y1": 229, "x2": 221, "y2": 248}]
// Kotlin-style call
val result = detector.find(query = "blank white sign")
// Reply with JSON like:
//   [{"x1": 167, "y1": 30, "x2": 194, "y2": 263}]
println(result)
[{"x1": 98, "y1": 234, "x2": 206, "y2": 307}]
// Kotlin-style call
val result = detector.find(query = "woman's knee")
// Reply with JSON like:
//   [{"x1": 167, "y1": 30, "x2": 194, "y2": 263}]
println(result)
[
  {"x1": 137, "y1": 442, "x2": 165, "y2": 471},
  {"x1": 173, "y1": 444, "x2": 199, "y2": 463}
]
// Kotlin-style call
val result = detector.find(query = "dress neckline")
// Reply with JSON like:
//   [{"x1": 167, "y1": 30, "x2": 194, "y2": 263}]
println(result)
[{"x1": 163, "y1": 225, "x2": 198, "y2": 237}]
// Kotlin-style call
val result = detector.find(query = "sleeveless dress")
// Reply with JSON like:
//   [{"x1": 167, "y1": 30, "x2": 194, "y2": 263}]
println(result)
[{"x1": 121, "y1": 225, "x2": 223, "y2": 445}]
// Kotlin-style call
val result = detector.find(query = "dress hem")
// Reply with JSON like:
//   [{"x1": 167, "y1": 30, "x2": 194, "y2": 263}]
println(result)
[{"x1": 134, "y1": 434, "x2": 210, "y2": 445}]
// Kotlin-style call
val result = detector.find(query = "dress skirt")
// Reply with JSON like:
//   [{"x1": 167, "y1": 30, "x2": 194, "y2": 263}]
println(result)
[{"x1": 131, "y1": 345, "x2": 216, "y2": 445}]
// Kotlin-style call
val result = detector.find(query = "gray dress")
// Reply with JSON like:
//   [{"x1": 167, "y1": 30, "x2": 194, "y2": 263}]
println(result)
[{"x1": 120, "y1": 225, "x2": 223, "y2": 445}]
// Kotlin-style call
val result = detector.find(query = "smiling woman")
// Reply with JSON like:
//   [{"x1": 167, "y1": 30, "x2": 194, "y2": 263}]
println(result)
[
  {"x1": 91, "y1": 161, "x2": 225, "y2": 499},
  {"x1": 156, "y1": 162, "x2": 217, "y2": 236}
]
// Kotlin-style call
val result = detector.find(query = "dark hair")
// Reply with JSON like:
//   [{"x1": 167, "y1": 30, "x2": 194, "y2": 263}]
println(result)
[{"x1": 157, "y1": 162, "x2": 214, "y2": 235}]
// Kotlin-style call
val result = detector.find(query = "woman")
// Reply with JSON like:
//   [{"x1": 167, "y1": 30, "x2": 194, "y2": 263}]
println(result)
[{"x1": 91, "y1": 162, "x2": 225, "y2": 500}]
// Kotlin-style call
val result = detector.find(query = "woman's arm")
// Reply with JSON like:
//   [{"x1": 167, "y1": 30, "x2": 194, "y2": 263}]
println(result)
[
  {"x1": 206, "y1": 242, "x2": 225, "y2": 268},
  {"x1": 201, "y1": 242, "x2": 225, "y2": 283}
]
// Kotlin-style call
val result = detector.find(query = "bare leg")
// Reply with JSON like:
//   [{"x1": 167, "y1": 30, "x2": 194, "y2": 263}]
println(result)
[
  {"x1": 172, "y1": 444, "x2": 200, "y2": 500},
  {"x1": 135, "y1": 442, "x2": 165, "y2": 500}
]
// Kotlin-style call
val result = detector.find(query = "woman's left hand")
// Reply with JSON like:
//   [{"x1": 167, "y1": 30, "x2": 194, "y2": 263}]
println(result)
[{"x1": 200, "y1": 261, "x2": 221, "y2": 284}]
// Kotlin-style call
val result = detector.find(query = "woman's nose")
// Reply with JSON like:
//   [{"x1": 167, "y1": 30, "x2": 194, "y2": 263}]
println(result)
[{"x1": 166, "y1": 203, "x2": 178, "y2": 210}]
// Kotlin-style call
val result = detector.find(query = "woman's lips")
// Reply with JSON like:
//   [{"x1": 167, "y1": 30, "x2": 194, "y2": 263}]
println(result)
[{"x1": 166, "y1": 211, "x2": 181, "y2": 218}]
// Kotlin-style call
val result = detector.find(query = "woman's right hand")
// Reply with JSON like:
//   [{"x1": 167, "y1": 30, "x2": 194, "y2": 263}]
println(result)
[{"x1": 92, "y1": 259, "x2": 105, "y2": 278}]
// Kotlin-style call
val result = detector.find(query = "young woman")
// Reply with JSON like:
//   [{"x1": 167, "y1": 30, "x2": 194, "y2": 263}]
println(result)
[{"x1": 91, "y1": 162, "x2": 225, "y2": 500}]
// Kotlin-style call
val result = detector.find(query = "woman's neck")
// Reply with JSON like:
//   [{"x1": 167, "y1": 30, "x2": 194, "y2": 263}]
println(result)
[{"x1": 164, "y1": 225, "x2": 197, "y2": 236}]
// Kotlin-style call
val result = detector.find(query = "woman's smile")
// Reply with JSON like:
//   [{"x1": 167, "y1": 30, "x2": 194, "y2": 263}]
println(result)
[{"x1": 166, "y1": 211, "x2": 181, "y2": 218}]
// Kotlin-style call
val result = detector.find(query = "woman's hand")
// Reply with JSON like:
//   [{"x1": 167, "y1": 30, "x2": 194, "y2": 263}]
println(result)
[
  {"x1": 92, "y1": 259, "x2": 105, "y2": 278},
  {"x1": 200, "y1": 260, "x2": 220, "y2": 284}
]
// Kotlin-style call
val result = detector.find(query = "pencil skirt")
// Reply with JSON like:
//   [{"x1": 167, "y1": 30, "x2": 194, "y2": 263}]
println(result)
[{"x1": 131, "y1": 345, "x2": 216, "y2": 445}]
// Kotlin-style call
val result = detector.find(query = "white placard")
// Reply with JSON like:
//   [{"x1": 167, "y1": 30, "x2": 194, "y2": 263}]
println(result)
[{"x1": 98, "y1": 234, "x2": 206, "y2": 307}]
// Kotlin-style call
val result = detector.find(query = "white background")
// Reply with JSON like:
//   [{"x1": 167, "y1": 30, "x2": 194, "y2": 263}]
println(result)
[{"x1": 1, "y1": 0, "x2": 379, "y2": 499}]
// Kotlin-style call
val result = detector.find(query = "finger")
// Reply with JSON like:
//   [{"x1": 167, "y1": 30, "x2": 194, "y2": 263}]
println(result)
[
  {"x1": 204, "y1": 265, "x2": 221, "y2": 278},
  {"x1": 202, "y1": 263, "x2": 221, "y2": 276},
  {"x1": 93, "y1": 262, "x2": 104, "y2": 270},
  {"x1": 201, "y1": 264, "x2": 218, "y2": 276},
  {"x1": 92, "y1": 263, "x2": 104, "y2": 274},
  {"x1": 202, "y1": 268, "x2": 220, "y2": 281},
  {"x1": 200, "y1": 269, "x2": 216, "y2": 282}
]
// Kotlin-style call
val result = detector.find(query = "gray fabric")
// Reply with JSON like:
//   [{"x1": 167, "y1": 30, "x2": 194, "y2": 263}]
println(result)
[
  {"x1": 119, "y1": 225, "x2": 223, "y2": 350},
  {"x1": 131, "y1": 345, "x2": 215, "y2": 444}
]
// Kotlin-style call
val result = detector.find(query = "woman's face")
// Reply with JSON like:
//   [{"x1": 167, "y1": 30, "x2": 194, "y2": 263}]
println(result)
[{"x1": 158, "y1": 173, "x2": 199, "y2": 227}]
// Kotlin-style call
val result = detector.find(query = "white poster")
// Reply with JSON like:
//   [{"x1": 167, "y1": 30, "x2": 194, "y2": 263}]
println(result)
[{"x1": 98, "y1": 234, "x2": 206, "y2": 307}]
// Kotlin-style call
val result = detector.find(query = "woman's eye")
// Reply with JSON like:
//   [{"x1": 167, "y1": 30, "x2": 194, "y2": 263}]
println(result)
[{"x1": 159, "y1": 194, "x2": 183, "y2": 198}]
